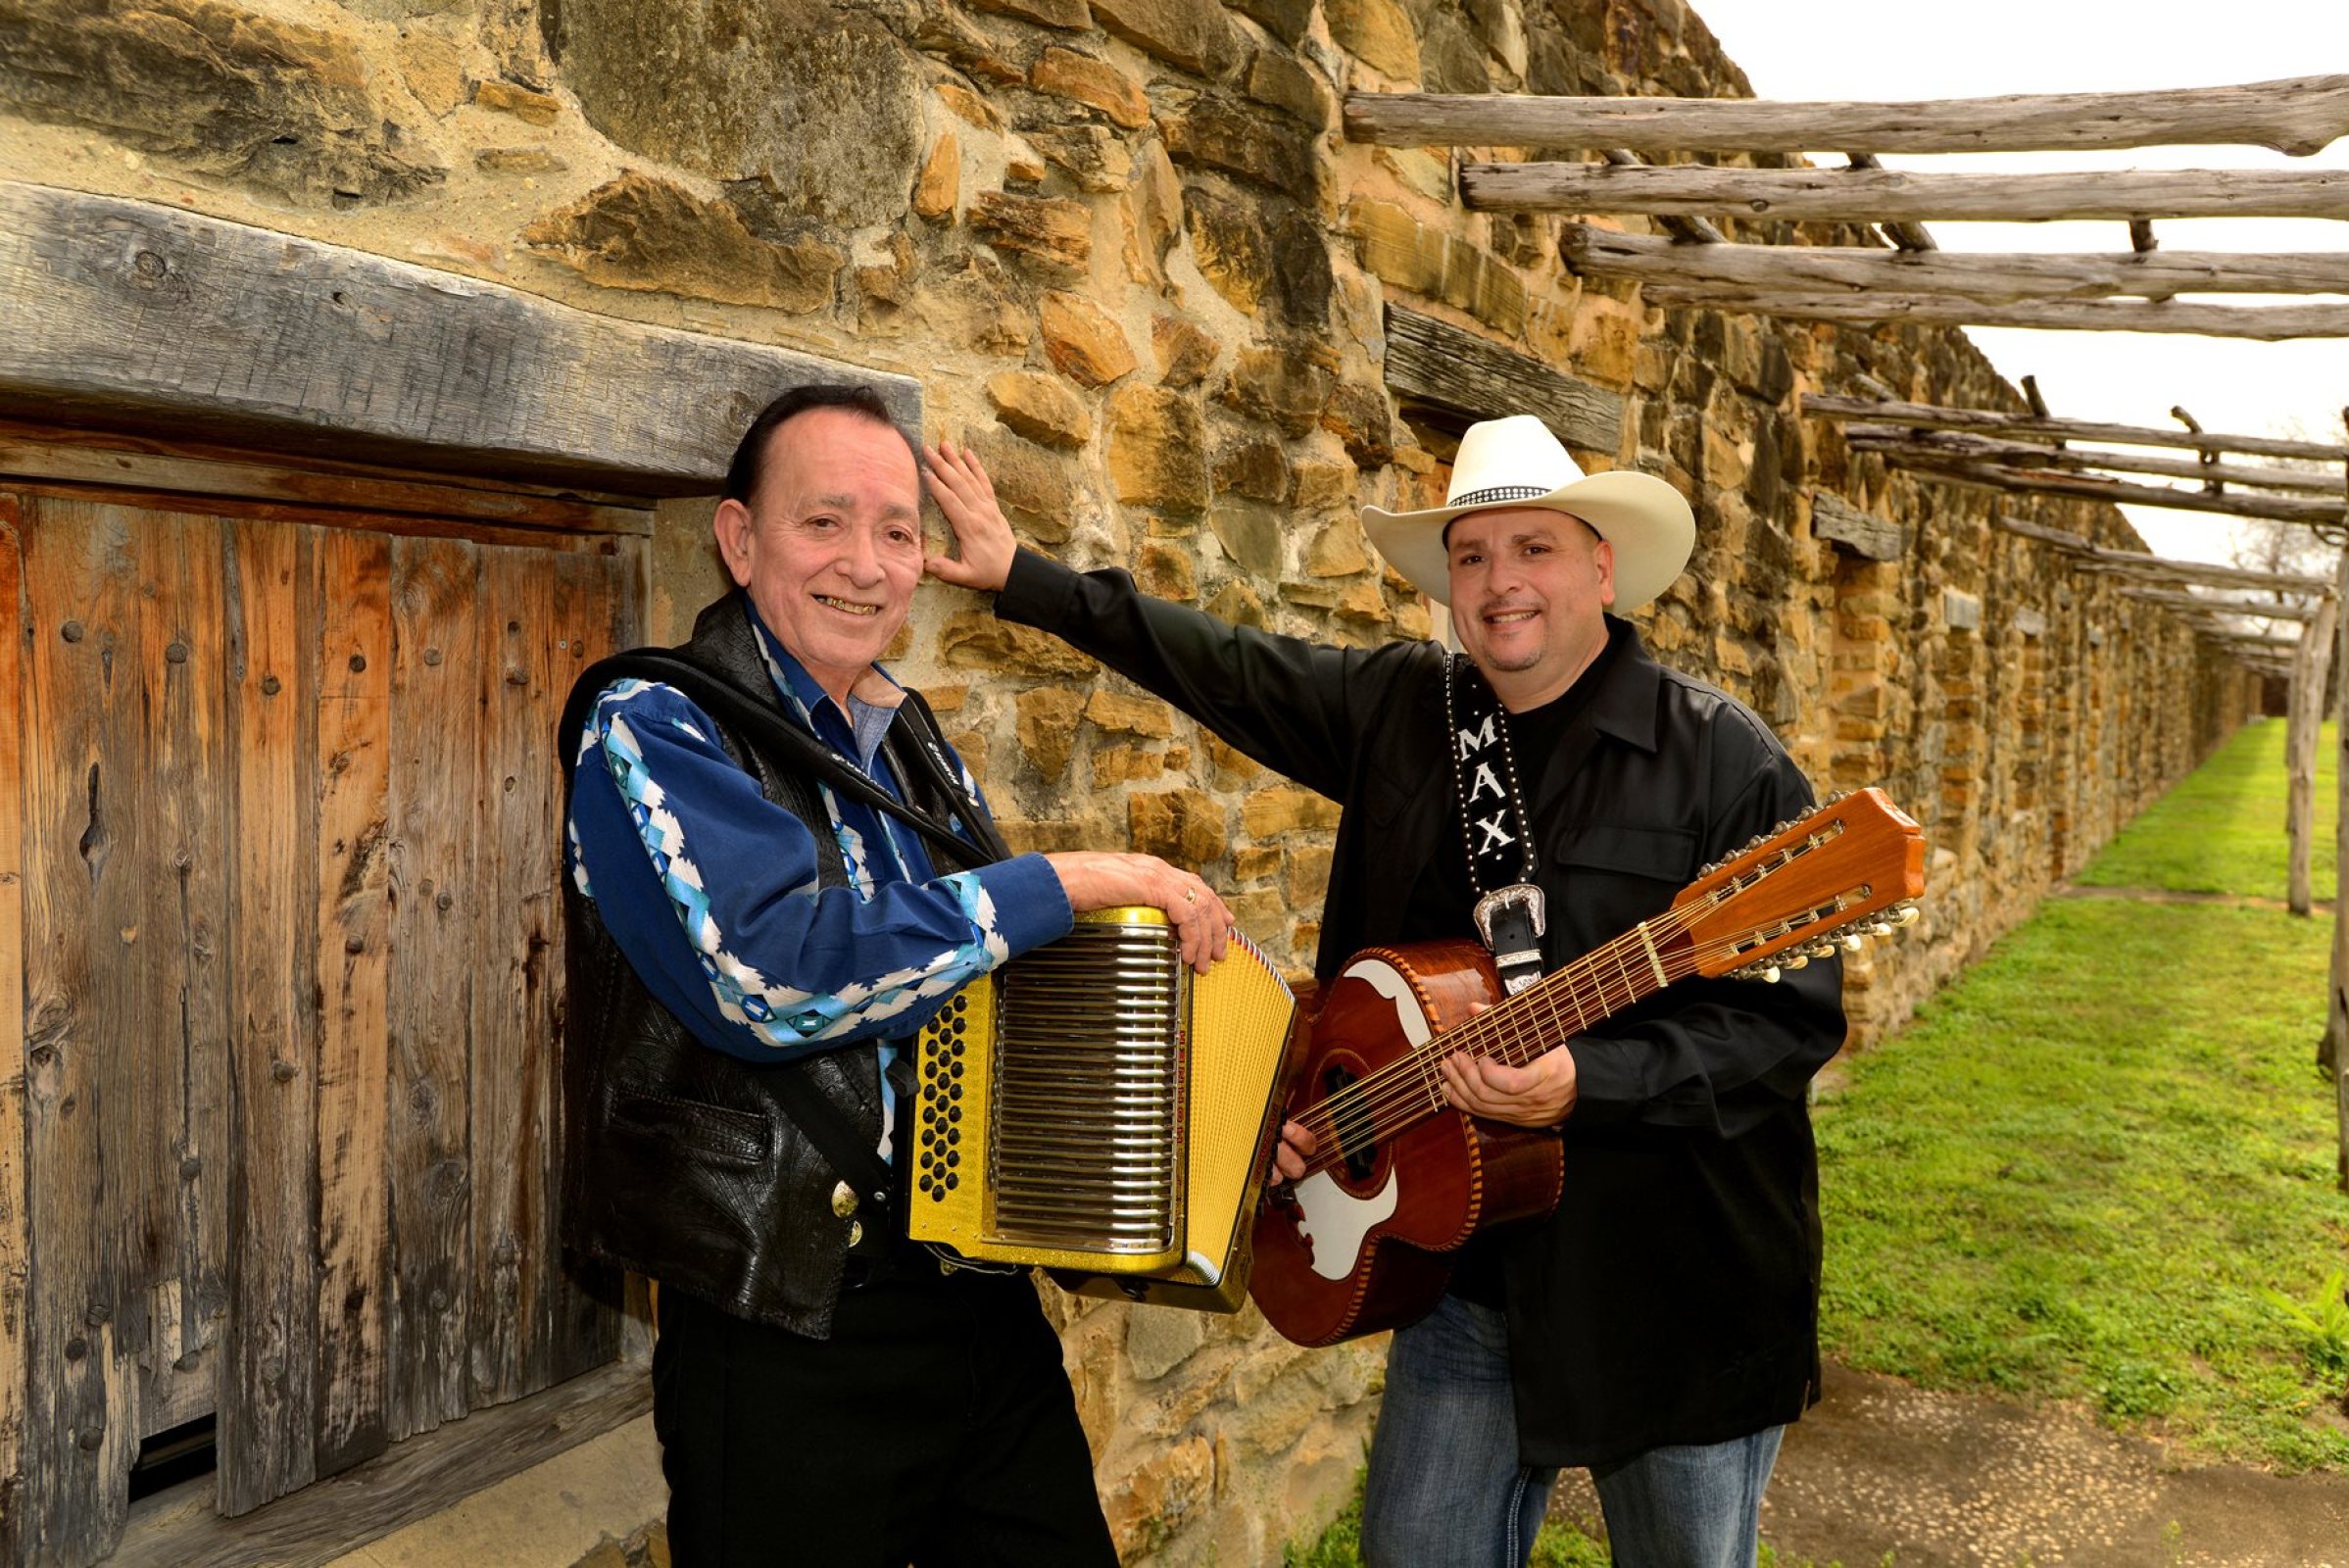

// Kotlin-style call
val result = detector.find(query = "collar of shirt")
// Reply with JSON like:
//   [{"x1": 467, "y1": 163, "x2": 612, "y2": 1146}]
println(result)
[{"x1": 741, "y1": 599, "x2": 907, "y2": 773}]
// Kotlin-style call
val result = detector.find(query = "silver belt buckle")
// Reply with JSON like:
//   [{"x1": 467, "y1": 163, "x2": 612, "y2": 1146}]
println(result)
[{"x1": 1472, "y1": 882, "x2": 1547, "y2": 950}]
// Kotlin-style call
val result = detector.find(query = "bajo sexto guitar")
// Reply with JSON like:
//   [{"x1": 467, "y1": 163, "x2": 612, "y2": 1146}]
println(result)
[{"x1": 1247, "y1": 786, "x2": 1927, "y2": 1348}]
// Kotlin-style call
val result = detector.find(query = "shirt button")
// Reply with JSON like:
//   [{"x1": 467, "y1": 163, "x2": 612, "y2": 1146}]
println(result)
[{"x1": 830, "y1": 1180, "x2": 858, "y2": 1219}]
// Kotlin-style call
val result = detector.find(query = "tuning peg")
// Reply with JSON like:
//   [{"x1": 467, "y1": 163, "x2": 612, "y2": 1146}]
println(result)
[
  {"x1": 1782, "y1": 953, "x2": 1809, "y2": 971},
  {"x1": 1892, "y1": 904, "x2": 1920, "y2": 927},
  {"x1": 1867, "y1": 920, "x2": 1893, "y2": 939},
  {"x1": 1760, "y1": 965, "x2": 1782, "y2": 983},
  {"x1": 1840, "y1": 933, "x2": 1865, "y2": 954},
  {"x1": 1806, "y1": 942, "x2": 1837, "y2": 959}
]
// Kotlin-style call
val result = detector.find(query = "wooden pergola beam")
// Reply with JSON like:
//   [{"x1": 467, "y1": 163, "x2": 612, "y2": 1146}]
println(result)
[
  {"x1": 1345, "y1": 76, "x2": 2349, "y2": 156},
  {"x1": 1462, "y1": 165, "x2": 2349, "y2": 223},
  {"x1": 2118, "y1": 586, "x2": 2321, "y2": 621},
  {"x1": 1902, "y1": 452, "x2": 2349, "y2": 522},
  {"x1": 1805, "y1": 395, "x2": 2349, "y2": 464},
  {"x1": 1843, "y1": 426, "x2": 2346, "y2": 497},
  {"x1": 1992, "y1": 514, "x2": 2334, "y2": 591},
  {"x1": 1638, "y1": 285, "x2": 2349, "y2": 341},
  {"x1": 1562, "y1": 224, "x2": 2349, "y2": 301}
]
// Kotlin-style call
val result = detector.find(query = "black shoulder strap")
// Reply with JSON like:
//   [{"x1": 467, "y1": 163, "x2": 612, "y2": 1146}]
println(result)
[
  {"x1": 563, "y1": 651, "x2": 1002, "y2": 871},
  {"x1": 765, "y1": 1067, "x2": 896, "y2": 1218}
]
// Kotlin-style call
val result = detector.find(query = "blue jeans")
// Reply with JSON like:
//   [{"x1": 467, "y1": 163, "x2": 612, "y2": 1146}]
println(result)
[{"x1": 1360, "y1": 1294, "x2": 1784, "y2": 1568}]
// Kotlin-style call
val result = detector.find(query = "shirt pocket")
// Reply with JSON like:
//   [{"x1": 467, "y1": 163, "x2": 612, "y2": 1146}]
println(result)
[{"x1": 1551, "y1": 822, "x2": 1698, "y2": 889}]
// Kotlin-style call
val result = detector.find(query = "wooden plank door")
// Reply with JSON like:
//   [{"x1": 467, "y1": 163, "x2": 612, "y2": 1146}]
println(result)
[{"x1": 1, "y1": 473, "x2": 641, "y2": 1564}]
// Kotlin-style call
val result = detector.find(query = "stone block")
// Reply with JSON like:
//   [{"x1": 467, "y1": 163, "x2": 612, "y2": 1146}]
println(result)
[
  {"x1": 968, "y1": 0, "x2": 1093, "y2": 29},
  {"x1": 476, "y1": 147, "x2": 568, "y2": 175},
  {"x1": 1158, "y1": 88, "x2": 1315, "y2": 195},
  {"x1": 1139, "y1": 540, "x2": 1199, "y2": 600},
  {"x1": 1089, "y1": 0, "x2": 1239, "y2": 76},
  {"x1": 1231, "y1": 0, "x2": 1313, "y2": 46},
  {"x1": 1185, "y1": 182, "x2": 1272, "y2": 316},
  {"x1": 549, "y1": 6, "x2": 921, "y2": 227},
  {"x1": 939, "y1": 613, "x2": 1101, "y2": 676},
  {"x1": 1108, "y1": 386, "x2": 1211, "y2": 513},
  {"x1": 523, "y1": 173, "x2": 840, "y2": 313},
  {"x1": 1015, "y1": 685, "x2": 1087, "y2": 781},
  {"x1": 1306, "y1": 520, "x2": 1370, "y2": 578},
  {"x1": 1244, "y1": 786, "x2": 1341, "y2": 838},
  {"x1": 912, "y1": 129, "x2": 959, "y2": 220},
  {"x1": 1220, "y1": 348, "x2": 1332, "y2": 438},
  {"x1": 1040, "y1": 290, "x2": 1139, "y2": 386},
  {"x1": 1125, "y1": 1302, "x2": 1207, "y2": 1381},
  {"x1": 937, "y1": 80, "x2": 1003, "y2": 131},
  {"x1": 1327, "y1": 0, "x2": 1422, "y2": 80},
  {"x1": 1093, "y1": 744, "x2": 1173, "y2": 788},
  {"x1": 1209, "y1": 501, "x2": 1285, "y2": 578},
  {"x1": 968, "y1": 428, "x2": 1079, "y2": 542},
  {"x1": 1944, "y1": 588, "x2": 1982, "y2": 632},
  {"x1": 1005, "y1": 145, "x2": 1050, "y2": 187},
  {"x1": 1285, "y1": 843, "x2": 1335, "y2": 906},
  {"x1": 1214, "y1": 437, "x2": 1291, "y2": 504},
  {"x1": 0, "y1": 0, "x2": 444, "y2": 206},
  {"x1": 986, "y1": 371, "x2": 1092, "y2": 449},
  {"x1": 1268, "y1": 203, "x2": 1338, "y2": 329},
  {"x1": 908, "y1": 5, "x2": 1022, "y2": 86},
  {"x1": 1087, "y1": 690, "x2": 1177, "y2": 737},
  {"x1": 1204, "y1": 581, "x2": 1268, "y2": 632},
  {"x1": 1129, "y1": 788, "x2": 1227, "y2": 864},
  {"x1": 914, "y1": 257, "x2": 1032, "y2": 356},
  {"x1": 1032, "y1": 123, "x2": 1133, "y2": 193},
  {"x1": 1320, "y1": 381, "x2": 1394, "y2": 466},
  {"x1": 971, "y1": 190, "x2": 1094, "y2": 275},
  {"x1": 1102, "y1": 1436, "x2": 1215, "y2": 1561},
  {"x1": 475, "y1": 78, "x2": 560, "y2": 123},
  {"x1": 1419, "y1": 7, "x2": 1491, "y2": 93},
  {"x1": 1152, "y1": 316, "x2": 1221, "y2": 388},
  {"x1": 1292, "y1": 460, "x2": 1358, "y2": 514},
  {"x1": 1132, "y1": 139, "x2": 1184, "y2": 267},
  {"x1": 1245, "y1": 45, "x2": 1331, "y2": 127},
  {"x1": 397, "y1": 28, "x2": 467, "y2": 119},
  {"x1": 1203, "y1": 731, "x2": 1263, "y2": 778},
  {"x1": 1234, "y1": 845, "x2": 1282, "y2": 882},
  {"x1": 1031, "y1": 45, "x2": 1151, "y2": 129}
]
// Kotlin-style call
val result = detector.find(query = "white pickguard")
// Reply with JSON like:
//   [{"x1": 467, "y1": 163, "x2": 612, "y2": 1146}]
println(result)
[{"x1": 1290, "y1": 957, "x2": 1430, "y2": 1282}]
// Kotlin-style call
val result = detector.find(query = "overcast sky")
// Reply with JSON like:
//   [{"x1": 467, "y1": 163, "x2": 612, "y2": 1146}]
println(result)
[{"x1": 1680, "y1": 0, "x2": 2349, "y2": 562}]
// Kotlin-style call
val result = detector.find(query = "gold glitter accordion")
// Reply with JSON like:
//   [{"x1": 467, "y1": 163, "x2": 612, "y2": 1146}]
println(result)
[{"x1": 905, "y1": 907, "x2": 1297, "y2": 1311}]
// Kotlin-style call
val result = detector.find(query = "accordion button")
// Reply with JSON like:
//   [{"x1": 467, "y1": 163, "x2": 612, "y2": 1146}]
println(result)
[{"x1": 830, "y1": 1180, "x2": 858, "y2": 1219}]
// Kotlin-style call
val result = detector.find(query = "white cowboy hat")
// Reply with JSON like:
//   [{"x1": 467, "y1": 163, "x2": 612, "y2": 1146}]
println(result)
[{"x1": 1361, "y1": 415, "x2": 1694, "y2": 611}]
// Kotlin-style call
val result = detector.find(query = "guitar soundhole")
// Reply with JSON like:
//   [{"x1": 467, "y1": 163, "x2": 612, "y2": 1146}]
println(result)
[{"x1": 1323, "y1": 1063, "x2": 1378, "y2": 1184}]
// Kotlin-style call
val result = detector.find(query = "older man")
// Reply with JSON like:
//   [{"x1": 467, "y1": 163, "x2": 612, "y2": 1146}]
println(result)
[
  {"x1": 562, "y1": 385, "x2": 1229, "y2": 1565},
  {"x1": 926, "y1": 415, "x2": 1846, "y2": 1568}
]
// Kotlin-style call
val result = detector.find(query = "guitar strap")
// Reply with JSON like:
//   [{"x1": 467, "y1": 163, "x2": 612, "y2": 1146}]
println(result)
[{"x1": 1443, "y1": 653, "x2": 1549, "y2": 997}]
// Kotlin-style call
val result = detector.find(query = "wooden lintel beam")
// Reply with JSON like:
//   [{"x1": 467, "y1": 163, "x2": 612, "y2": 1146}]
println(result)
[
  {"x1": 1461, "y1": 164, "x2": 2349, "y2": 223},
  {"x1": 1804, "y1": 395, "x2": 2349, "y2": 464},
  {"x1": 2119, "y1": 586, "x2": 2321, "y2": 621},
  {"x1": 1842, "y1": 426, "x2": 2346, "y2": 496},
  {"x1": 1638, "y1": 285, "x2": 2349, "y2": 341},
  {"x1": 1561, "y1": 224, "x2": 2349, "y2": 300},
  {"x1": 0, "y1": 179, "x2": 918, "y2": 493},
  {"x1": 1344, "y1": 77, "x2": 2349, "y2": 155},
  {"x1": 1889, "y1": 452, "x2": 2349, "y2": 522},
  {"x1": 1382, "y1": 305, "x2": 1625, "y2": 453}
]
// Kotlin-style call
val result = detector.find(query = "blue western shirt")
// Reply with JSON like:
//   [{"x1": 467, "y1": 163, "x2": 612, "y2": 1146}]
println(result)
[{"x1": 564, "y1": 600, "x2": 1072, "y2": 1153}]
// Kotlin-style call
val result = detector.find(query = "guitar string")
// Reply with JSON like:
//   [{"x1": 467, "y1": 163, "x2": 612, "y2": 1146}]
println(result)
[{"x1": 1280, "y1": 885, "x2": 1867, "y2": 1183}]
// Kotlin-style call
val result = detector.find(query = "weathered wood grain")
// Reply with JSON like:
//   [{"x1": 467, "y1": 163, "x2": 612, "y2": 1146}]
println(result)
[
  {"x1": 0, "y1": 495, "x2": 28, "y2": 1562},
  {"x1": 385, "y1": 537, "x2": 479, "y2": 1441},
  {"x1": 134, "y1": 509, "x2": 230, "y2": 1443},
  {"x1": 1993, "y1": 514, "x2": 2334, "y2": 592},
  {"x1": 21, "y1": 496, "x2": 145, "y2": 1561},
  {"x1": 1639, "y1": 284, "x2": 2349, "y2": 341},
  {"x1": 0, "y1": 479, "x2": 647, "y2": 558},
  {"x1": 1383, "y1": 305, "x2": 1624, "y2": 454},
  {"x1": 0, "y1": 430, "x2": 654, "y2": 536},
  {"x1": 312, "y1": 528, "x2": 393, "y2": 1479},
  {"x1": 1561, "y1": 223, "x2": 2349, "y2": 300},
  {"x1": 2117, "y1": 587, "x2": 2321, "y2": 621},
  {"x1": 106, "y1": 1362, "x2": 650, "y2": 1568},
  {"x1": 470, "y1": 544, "x2": 561, "y2": 1409},
  {"x1": 1877, "y1": 450, "x2": 2349, "y2": 522},
  {"x1": 0, "y1": 180, "x2": 918, "y2": 493},
  {"x1": 1804, "y1": 395, "x2": 2349, "y2": 464},
  {"x1": 218, "y1": 519, "x2": 319, "y2": 1517},
  {"x1": 1462, "y1": 164, "x2": 2349, "y2": 222},
  {"x1": 2289, "y1": 595, "x2": 2341, "y2": 914},
  {"x1": 1843, "y1": 425, "x2": 2346, "y2": 496},
  {"x1": 1347, "y1": 76, "x2": 2349, "y2": 156},
  {"x1": 545, "y1": 550, "x2": 635, "y2": 1386},
  {"x1": 1809, "y1": 494, "x2": 1907, "y2": 561}
]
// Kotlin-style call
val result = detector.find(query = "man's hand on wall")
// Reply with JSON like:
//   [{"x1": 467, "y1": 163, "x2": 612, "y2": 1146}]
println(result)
[{"x1": 922, "y1": 439, "x2": 1017, "y2": 594}]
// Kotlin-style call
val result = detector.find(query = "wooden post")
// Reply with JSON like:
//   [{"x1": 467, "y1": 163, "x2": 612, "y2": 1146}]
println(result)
[
  {"x1": 2287, "y1": 594, "x2": 2339, "y2": 914},
  {"x1": 2335, "y1": 413, "x2": 2349, "y2": 1187}
]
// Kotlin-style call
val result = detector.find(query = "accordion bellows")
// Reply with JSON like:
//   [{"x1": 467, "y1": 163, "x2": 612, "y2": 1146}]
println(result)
[{"x1": 907, "y1": 906, "x2": 1296, "y2": 1311}]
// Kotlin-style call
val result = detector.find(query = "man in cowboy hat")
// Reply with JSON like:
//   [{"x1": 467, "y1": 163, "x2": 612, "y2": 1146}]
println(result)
[{"x1": 925, "y1": 412, "x2": 1845, "y2": 1568}]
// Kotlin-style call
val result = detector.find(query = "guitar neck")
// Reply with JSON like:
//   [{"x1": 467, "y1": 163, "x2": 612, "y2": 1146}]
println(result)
[{"x1": 1466, "y1": 919, "x2": 1673, "y2": 1072}]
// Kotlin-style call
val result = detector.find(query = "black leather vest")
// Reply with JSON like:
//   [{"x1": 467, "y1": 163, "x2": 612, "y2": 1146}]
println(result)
[{"x1": 560, "y1": 593, "x2": 988, "y2": 1337}]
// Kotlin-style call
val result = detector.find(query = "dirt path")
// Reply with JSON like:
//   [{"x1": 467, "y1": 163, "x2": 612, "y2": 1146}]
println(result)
[{"x1": 1548, "y1": 1364, "x2": 2349, "y2": 1566}]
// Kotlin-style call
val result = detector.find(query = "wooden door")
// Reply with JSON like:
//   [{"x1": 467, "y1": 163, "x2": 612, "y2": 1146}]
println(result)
[{"x1": 0, "y1": 441, "x2": 645, "y2": 1565}]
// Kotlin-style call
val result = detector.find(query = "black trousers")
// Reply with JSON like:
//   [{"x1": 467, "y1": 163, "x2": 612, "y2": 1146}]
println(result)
[{"x1": 651, "y1": 1253, "x2": 1117, "y2": 1567}]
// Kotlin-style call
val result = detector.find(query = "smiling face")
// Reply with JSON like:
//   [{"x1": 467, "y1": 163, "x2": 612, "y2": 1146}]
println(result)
[
  {"x1": 1444, "y1": 505, "x2": 1616, "y2": 711},
  {"x1": 711, "y1": 406, "x2": 925, "y2": 709}
]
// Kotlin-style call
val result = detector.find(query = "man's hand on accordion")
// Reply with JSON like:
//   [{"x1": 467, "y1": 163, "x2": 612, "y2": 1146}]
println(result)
[{"x1": 1043, "y1": 851, "x2": 1233, "y2": 973}]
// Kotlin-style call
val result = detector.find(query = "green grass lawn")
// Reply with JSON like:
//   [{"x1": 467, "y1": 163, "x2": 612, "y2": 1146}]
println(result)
[
  {"x1": 1817, "y1": 893, "x2": 2349, "y2": 1472},
  {"x1": 2075, "y1": 717, "x2": 2336, "y2": 898}
]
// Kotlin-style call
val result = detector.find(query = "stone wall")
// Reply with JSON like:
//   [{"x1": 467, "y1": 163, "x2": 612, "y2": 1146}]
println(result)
[{"x1": 0, "y1": 0, "x2": 2258, "y2": 1560}]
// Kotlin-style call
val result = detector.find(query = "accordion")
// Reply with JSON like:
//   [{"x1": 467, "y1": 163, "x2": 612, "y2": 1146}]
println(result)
[{"x1": 905, "y1": 906, "x2": 1296, "y2": 1311}]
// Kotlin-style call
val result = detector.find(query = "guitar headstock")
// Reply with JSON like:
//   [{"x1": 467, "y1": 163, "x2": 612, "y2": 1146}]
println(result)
[{"x1": 1669, "y1": 787, "x2": 1927, "y2": 982}]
